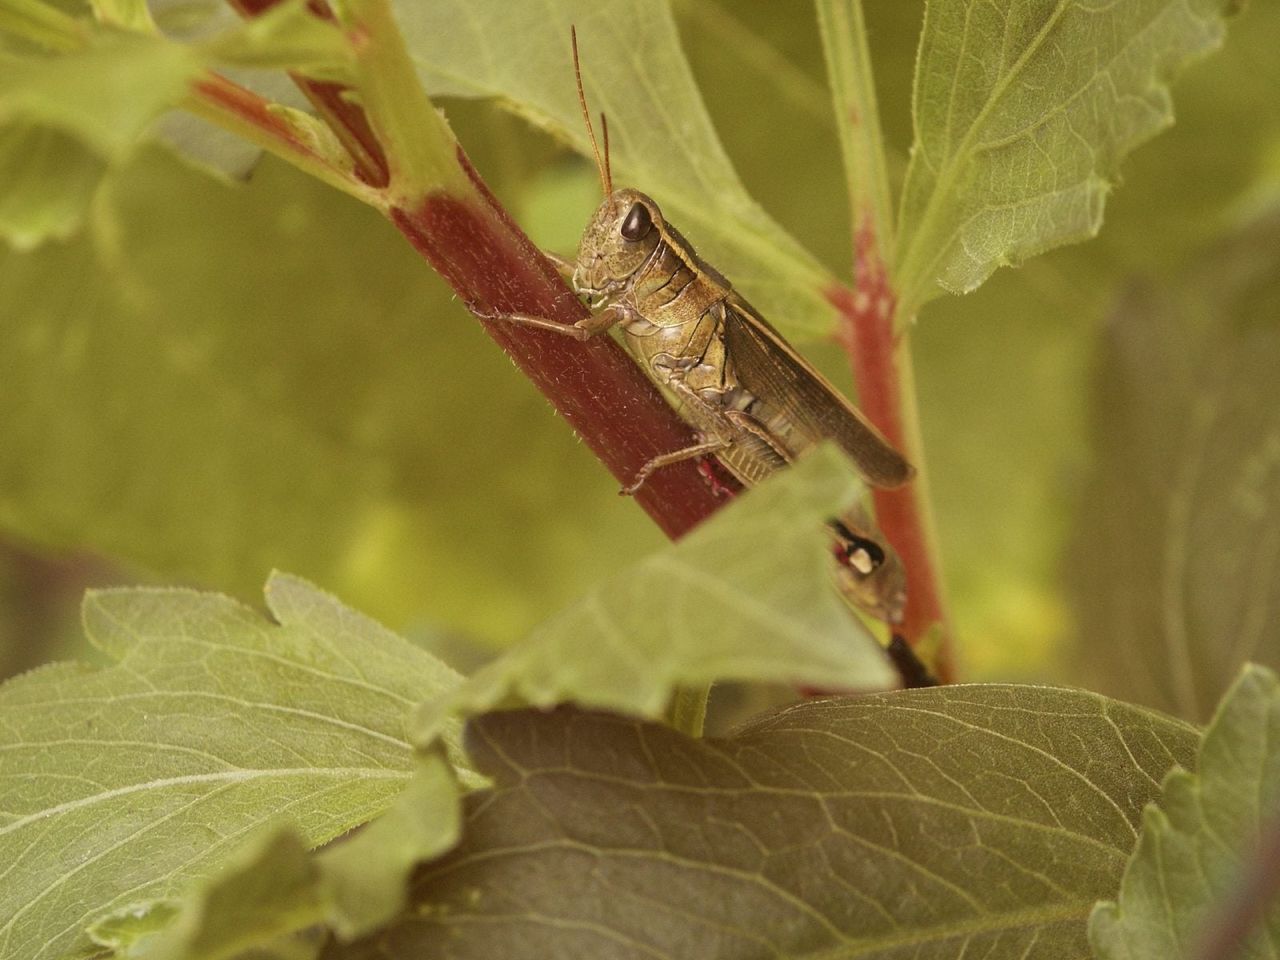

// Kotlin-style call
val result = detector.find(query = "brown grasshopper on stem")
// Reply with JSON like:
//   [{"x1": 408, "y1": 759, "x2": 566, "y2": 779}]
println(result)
[{"x1": 478, "y1": 28, "x2": 915, "y2": 626}]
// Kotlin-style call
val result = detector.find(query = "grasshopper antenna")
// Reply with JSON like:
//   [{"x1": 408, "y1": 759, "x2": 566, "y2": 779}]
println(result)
[
  {"x1": 571, "y1": 26, "x2": 612, "y2": 195},
  {"x1": 600, "y1": 112, "x2": 612, "y2": 193}
]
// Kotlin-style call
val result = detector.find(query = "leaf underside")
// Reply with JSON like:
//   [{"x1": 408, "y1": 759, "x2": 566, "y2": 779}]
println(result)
[
  {"x1": 413, "y1": 447, "x2": 895, "y2": 745},
  {"x1": 342, "y1": 685, "x2": 1198, "y2": 960},
  {"x1": 895, "y1": 0, "x2": 1236, "y2": 317}
]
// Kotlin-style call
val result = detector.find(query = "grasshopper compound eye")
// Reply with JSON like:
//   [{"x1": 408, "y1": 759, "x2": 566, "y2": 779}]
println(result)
[{"x1": 620, "y1": 202, "x2": 653, "y2": 241}]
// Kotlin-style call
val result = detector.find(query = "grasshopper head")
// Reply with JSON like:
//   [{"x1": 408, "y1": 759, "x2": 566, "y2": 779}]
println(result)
[{"x1": 573, "y1": 188, "x2": 663, "y2": 297}]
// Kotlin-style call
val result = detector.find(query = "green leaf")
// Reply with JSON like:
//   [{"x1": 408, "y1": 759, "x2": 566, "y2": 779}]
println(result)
[
  {"x1": 0, "y1": 32, "x2": 196, "y2": 247},
  {"x1": 84, "y1": 757, "x2": 459, "y2": 959},
  {"x1": 1091, "y1": 665, "x2": 1280, "y2": 959},
  {"x1": 895, "y1": 0, "x2": 1237, "y2": 318},
  {"x1": 395, "y1": 0, "x2": 842, "y2": 339},
  {"x1": 0, "y1": 5, "x2": 358, "y2": 249},
  {"x1": 414, "y1": 447, "x2": 896, "y2": 744},
  {"x1": 0, "y1": 147, "x2": 664, "y2": 643},
  {"x1": 903, "y1": 0, "x2": 1280, "y2": 678},
  {"x1": 1066, "y1": 211, "x2": 1280, "y2": 722},
  {"x1": 0, "y1": 123, "x2": 104, "y2": 248},
  {"x1": 335, "y1": 686, "x2": 1198, "y2": 959},
  {"x1": 0, "y1": 572, "x2": 464, "y2": 960}
]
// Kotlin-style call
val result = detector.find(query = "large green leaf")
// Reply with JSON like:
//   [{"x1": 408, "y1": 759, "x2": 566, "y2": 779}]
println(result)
[
  {"x1": 1091, "y1": 665, "x2": 1280, "y2": 959},
  {"x1": 0, "y1": 573, "x2": 463, "y2": 960},
  {"x1": 395, "y1": 0, "x2": 841, "y2": 339},
  {"x1": 0, "y1": 147, "x2": 664, "y2": 643},
  {"x1": 1066, "y1": 212, "x2": 1280, "y2": 722},
  {"x1": 414, "y1": 447, "x2": 896, "y2": 743},
  {"x1": 336, "y1": 685, "x2": 1198, "y2": 959},
  {"x1": 895, "y1": 0, "x2": 1237, "y2": 319}
]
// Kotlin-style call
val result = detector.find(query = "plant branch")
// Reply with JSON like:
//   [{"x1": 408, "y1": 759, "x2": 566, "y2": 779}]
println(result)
[
  {"x1": 816, "y1": 0, "x2": 895, "y2": 255},
  {"x1": 184, "y1": 73, "x2": 381, "y2": 205},
  {"x1": 818, "y1": 0, "x2": 956, "y2": 681},
  {"x1": 829, "y1": 278, "x2": 955, "y2": 683}
]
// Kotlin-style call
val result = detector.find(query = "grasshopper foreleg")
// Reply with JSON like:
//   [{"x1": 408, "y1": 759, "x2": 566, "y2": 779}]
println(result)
[{"x1": 475, "y1": 302, "x2": 626, "y2": 341}]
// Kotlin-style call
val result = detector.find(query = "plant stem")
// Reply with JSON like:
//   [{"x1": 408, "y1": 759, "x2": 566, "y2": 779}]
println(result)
[
  {"x1": 389, "y1": 156, "x2": 737, "y2": 539},
  {"x1": 666, "y1": 686, "x2": 708, "y2": 738},
  {"x1": 818, "y1": 0, "x2": 956, "y2": 680},
  {"x1": 223, "y1": 0, "x2": 390, "y2": 188},
  {"x1": 184, "y1": 73, "x2": 381, "y2": 205},
  {"x1": 829, "y1": 275, "x2": 955, "y2": 683},
  {"x1": 816, "y1": 0, "x2": 895, "y2": 254}
]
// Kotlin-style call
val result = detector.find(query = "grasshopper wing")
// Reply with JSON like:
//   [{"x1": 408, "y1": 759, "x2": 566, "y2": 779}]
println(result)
[{"x1": 721, "y1": 296, "x2": 914, "y2": 488}]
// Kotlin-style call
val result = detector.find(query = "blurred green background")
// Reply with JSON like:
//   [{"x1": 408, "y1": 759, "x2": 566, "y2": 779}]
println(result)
[{"x1": 2, "y1": 0, "x2": 1277, "y2": 717}]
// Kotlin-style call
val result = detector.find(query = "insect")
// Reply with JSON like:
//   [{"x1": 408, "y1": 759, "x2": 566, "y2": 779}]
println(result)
[{"x1": 480, "y1": 29, "x2": 914, "y2": 623}]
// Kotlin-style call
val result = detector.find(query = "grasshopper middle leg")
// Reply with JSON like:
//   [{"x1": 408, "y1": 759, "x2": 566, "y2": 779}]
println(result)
[{"x1": 619, "y1": 435, "x2": 732, "y2": 496}]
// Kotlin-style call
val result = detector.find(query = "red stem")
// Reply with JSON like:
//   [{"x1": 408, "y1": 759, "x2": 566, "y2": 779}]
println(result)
[{"x1": 828, "y1": 221, "x2": 956, "y2": 682}]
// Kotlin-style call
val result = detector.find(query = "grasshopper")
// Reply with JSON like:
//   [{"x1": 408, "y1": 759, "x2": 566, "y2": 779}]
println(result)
[{"x1": 480, "y1": 29, "x2": 914, "y2": 624}]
